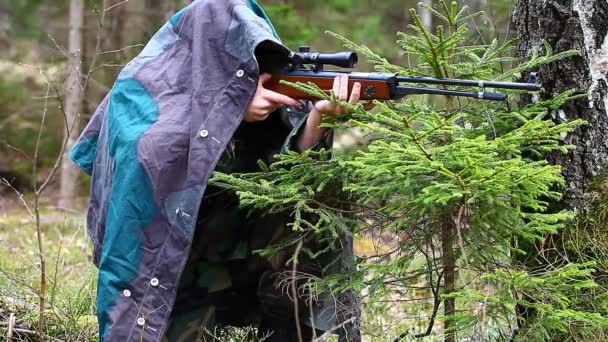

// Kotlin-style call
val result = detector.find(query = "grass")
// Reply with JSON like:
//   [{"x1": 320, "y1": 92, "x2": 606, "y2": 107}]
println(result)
[{"x1": 0, "y1": 207, "x2": 98, "y2": 341}]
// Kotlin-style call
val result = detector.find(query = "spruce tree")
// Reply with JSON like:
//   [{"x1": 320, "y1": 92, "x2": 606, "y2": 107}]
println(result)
[{"x1": 211, "y1": 1, "x2": 608, "y2": 340}]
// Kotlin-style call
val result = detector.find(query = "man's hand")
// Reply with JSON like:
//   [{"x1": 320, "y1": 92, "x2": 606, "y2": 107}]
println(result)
[
  {"x1": 313, "y1": 74, "x2": 362, "y2": 115},
  {"x1": 244, "y1": 73, "x2": 301, "y2": 122},
  {"x1": 296, "y1": 74, "x2": 363, "y2": 151}
]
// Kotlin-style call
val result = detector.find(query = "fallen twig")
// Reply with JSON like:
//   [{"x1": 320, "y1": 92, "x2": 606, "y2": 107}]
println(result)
[
  {"x1": 0, "y1": 326, "x2": 65, "y2": 342},
  {"x1": 311, "y1": 317, "x2": 356, "y2": 342}
]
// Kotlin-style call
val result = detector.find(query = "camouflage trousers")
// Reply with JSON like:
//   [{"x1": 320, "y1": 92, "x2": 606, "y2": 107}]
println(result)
[
  {"x1": 161, "y1": 190, "x2": 348, "y2": 341},
  {"x1": 162, "y1": 255, "x2": 265, "y2": 342},
  {"x1": 162, "y1": 258, "x2": 322, "y2": 342},
  {"x1": 163, "y1": 303, "x2": 215, "y2": 342}
]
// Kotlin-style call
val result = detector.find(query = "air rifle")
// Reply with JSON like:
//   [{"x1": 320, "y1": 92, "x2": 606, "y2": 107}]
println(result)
[{"x1": 267, "y1": 46, "x2": 541, "y2": 102}]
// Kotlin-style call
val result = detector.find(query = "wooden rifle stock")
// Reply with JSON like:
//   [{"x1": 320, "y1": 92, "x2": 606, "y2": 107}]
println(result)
[{"x1": 266, "y1": 71, "x2": 394, "y2": 101}]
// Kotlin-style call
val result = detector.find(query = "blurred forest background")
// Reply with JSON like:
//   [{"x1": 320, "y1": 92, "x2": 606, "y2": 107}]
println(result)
[{"x1": 2, "y1": 0, "x2": 608, "y2": 341}]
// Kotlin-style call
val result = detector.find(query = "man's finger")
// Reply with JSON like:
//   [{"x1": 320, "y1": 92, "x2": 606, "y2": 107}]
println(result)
[
  {"x1": 332, "y1": 75, "x2": 340, "y2": 98},
  {"x1": 258, "y1": 99, "x2": 275, "y2": 112},
  {"x1": 263, "y1": 89, "x2": 301, "y2": 107},
  {"x1": 349, "y1": 82, "x2": 361, "y2": 104},
  {"x1": 339, "y1": 74, "x2": 348, "y2": 101},
  {"x1": 256, "y1": 112, "x2": 271, "y2": 121},
  {"x1": 250, "y1": 112, "x2": 270, "y2": 122},
  {"x1": 259, "y1": 73, "x2": 273, "y2": 84}
]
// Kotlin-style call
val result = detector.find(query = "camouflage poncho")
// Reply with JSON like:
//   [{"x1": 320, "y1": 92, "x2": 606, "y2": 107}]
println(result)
[{"x1": 70, "y1": 1, "x2": 293, "y2": 340}]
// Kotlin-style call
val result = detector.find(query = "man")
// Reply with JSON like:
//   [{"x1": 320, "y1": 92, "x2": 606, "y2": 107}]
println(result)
[
  {"x1": 164, "y1": 71, "x2": 361, "y2": 341},
  {"x1": 70, "y1": 0, "x2": 360, "y2": 340}
]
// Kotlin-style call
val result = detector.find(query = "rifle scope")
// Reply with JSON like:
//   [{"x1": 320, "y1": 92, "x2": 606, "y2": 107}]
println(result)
[{"x1": 288, "y1": 46, "x2": 358, "y2": 69}]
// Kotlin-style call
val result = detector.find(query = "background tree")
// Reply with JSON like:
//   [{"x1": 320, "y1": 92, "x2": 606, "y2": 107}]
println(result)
[
  {"x1": 513, "y1": 1, "x2": 608, "y2": 339},
  {"x1": 58, "y1": 0, "x2": 84, "y2": 209},
  {"x1": 515, "y1": 0, "x2": 608, "y2": 207}
]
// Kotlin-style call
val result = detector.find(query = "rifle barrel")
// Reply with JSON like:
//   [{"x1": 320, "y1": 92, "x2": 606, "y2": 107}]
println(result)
[
  {"x1": 396, "y1": 76, "x2": 541, "y2": 91},
  {"x1": 396, "y1": 86, "x2": 507, "y2": 101}
]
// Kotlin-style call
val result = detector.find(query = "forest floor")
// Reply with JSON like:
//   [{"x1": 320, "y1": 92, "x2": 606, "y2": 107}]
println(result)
[
  {"x1": 0, "y1": 205, "x2": 417, "y2": 341},
  {"x1": 0, "y1": 207, "x2": 98, "y2": 341}
]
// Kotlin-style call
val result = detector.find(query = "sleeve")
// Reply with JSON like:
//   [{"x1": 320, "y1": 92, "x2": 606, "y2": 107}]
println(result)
[{"x1": 280, "y1": 101, "x2": 334, "y2": 154}]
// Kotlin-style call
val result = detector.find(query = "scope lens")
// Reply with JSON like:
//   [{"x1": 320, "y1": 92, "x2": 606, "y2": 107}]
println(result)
[{"x1": 317, "y1": 52, "x2": 358, "y2": 68}]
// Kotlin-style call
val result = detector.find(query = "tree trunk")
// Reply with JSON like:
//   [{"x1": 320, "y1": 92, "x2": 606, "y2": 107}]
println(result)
[
  {"x1": 58, "y1": 0, "x2": 84, "y2": 209},
  {"x1": 109, "y1": 0, "x2": 126, "y2": 50},
  {"x1": 514, "y1": 0, "x2": 607, "y2": 337},
  {"x1": 515, "y1": 0, "x2": 608, "y2": 209},
  {"x1": 103, "y1": 0, "x2": 128, "y2": 83},
  {"x1": 145, "y1": 0, "x2": 165, "y2": 33},
  {"x1": 441, "y1": 220, "x2": 456, "y2": 342},
  {"x1": 0, "y1": 5, "x2": 9, "y2": 48},
  {"x1": 336, "y1": 234, "x2": 362, "y2": 342},
  {"x1": 420, "y1": 0, "x2": 433, "y2": 30}
]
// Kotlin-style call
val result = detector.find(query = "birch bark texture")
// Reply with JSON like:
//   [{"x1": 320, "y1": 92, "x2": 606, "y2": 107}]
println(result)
[
  {"x1": 515, "y1": 0, "x2": 608, "y2": 208},
  {"x1": 58, "y1": 0, "x2": 84, "y2": 208}
]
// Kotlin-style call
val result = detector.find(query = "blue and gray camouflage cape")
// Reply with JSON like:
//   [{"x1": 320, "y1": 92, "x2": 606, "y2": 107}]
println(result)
[{"x1": 68, "y1": 0, "x2": 325, "y2": 340}]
